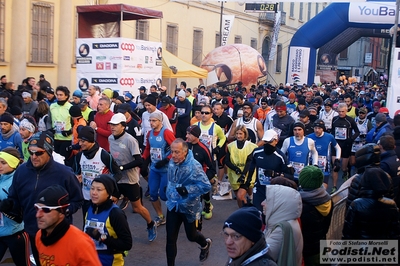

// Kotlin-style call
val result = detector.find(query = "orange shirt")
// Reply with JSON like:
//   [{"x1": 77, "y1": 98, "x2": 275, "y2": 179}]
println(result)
[{"x1": 36, "y1": 225, "x2": 101, "y2": 266}]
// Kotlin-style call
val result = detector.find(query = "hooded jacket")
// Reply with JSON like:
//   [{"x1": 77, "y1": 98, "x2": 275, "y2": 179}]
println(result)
[
  {"x1": 264, "y1": 185, "x2": 303, "y2": 266},
  {"x1": 366, "y1": 121, "x2": 392, "y2": 144},
  {"x1": 166, "y1": 150, "x2": 211, "y2": 223},
  {"x1": 343, "y1": 167, "x2": 400, "y2": 240}
]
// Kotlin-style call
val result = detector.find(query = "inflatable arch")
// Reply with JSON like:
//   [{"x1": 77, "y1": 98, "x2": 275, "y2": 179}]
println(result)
[{"x1": 286, "y1": 1, "x2": 396, "y2": 85}]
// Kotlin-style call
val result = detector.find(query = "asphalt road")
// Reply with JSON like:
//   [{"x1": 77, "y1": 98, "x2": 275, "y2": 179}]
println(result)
[{"x1": 0, "y1": 172, "x2": 345, "y2": 266}]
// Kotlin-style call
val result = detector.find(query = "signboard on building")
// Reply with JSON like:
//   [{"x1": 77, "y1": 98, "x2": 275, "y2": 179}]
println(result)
[
  {"x1": 287, "y1": 46, "x2": 310, "y2": 84},
  {"x1": 365, "y1": 53, "x2": 372, "y2": 63},
  {"x1": 76, "y1": 38, "x2": 162, "y2": 98}
]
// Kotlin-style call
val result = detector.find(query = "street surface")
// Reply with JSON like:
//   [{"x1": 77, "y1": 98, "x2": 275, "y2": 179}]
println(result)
[{"x1": 0, "y1": 174, "x2": 343, "y2": 265}]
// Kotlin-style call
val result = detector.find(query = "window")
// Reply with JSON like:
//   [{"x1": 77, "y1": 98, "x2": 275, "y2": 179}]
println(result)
[
  {"x1": 307, "y1": 3, "x2": 311, "y2": 21},
  {"x1": 215, "y1": 32, "x2": 221, "y2": 47},
  {"x1": 0, "y1": 0, "x2": 4, "y2": 62},
  {"x1": 166, "y1": 25, "x2": 178, "y2": 55},
  {"x1": 323, "y1": 3, "x2": 327, "y2": 9},
  {"x1": 299, "y1": 3, "x2": 303, "y2": 21},
  {"x1": 339, "y1": 48, "x2": 348, "y2": 59},
  {"x1": 250, "y1": 38, "x2": 257, "y2": 50},
  {"x1": 315, "y1": 3, "x2": 319, "y2": 14},
  {"x1": 279, "y1": 2, "x2": 284, "y2": 11},
  {"x1": 192, "y1": 29, "x2": 203, "y2": 66},
  {"x1": 275, "y1": 44, "x2": 282, "y2": 72},
  {"x1": 290, "y1": 2, "x2": 294, "y2": 18},
  {"x1": 234, "y1": 36, "x2": 242, "y2": 44},
  {"x1": 136, "y1": 20, "x2": 149, "y2": 41},
  {"x1": 31, "y1": 2, "x2": 54, "y2": 63}
]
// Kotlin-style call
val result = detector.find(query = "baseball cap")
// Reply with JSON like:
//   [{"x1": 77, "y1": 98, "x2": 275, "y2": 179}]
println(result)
[
  {"x1": 359, "y1": 107, "x2": 368, "y2": 114},
  {"x1": 222, "y1": 99, "x2": 229, "y2": 104},
  {"x1": 78, "y1": 99, "x2": 89, "y2": 108},
  {"x1": 108, "y1": 113, "x2": 127, "y2": 125},
  {"x1": 36, "y1": 185, "x2": 70, "y2": 209},
  {"x1": 262, "y1": 130, "x2": 278, "y2": 142},
  {"x1": 186, "y1": 125, "x2": 201, "y2": 138},
  {"x1": 299, "y1": 109, "x2": 310, "y2": 118},
  {"x1": 379, "y1": 107, "x2": 389, "y2": 114},
  {"x1": 161, "y1": 96, "x2": 171, "y2": 105}
]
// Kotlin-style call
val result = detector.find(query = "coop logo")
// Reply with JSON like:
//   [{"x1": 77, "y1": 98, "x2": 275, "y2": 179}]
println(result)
[
  {"x1": 91, "y1": 78, "x2": 118, "y2": 84},
  {"x1": 92, "y1": 43, "x2": 119, "y2": 49},
  {"x1": 120, "y1": 78, "x2": 135, "y2": 87},
  {"x1": 121, "y1": 43, "x2": 135, "y2": 53},
  {"x1": 292, "y1": 73, "x2": 301, "y2": 83}
]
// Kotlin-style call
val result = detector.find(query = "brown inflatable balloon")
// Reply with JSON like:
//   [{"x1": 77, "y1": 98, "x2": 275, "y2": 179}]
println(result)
[{"x1": 201, "y1": 44, "x2": 267, "y2": 88}]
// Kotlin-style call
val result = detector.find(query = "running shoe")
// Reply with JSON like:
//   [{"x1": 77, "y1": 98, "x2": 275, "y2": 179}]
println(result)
[
  {"x1": 119, "y1": 198, "x2": 129, "y2": 210},
  {"x1": 199, "y1": 238, "x2": 212, "y2": 262},
  {"x1": 144, "y1": 186, "x2": 150, "y2": 198},
  {"x1": 155, "y1": 215, "x2": 166, "y2": 226},
  {"x1": 202, "y1": 203, "x2": 213, "y2": 220},
  {"x1": 342, "y1": 171, "x2": 349, "y2": 181},
  {"x1": 147, "y1": 223, "x2": 157, "y2": 242},
  {"x1": 330, "y1": 186, "x2": 337, "y2": 194}
]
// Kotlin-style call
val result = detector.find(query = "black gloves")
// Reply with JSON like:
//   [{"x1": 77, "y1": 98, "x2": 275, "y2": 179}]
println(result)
[
  {"x1": 61, "y1": 130, "x2": 72, "y2": 137},
  {"x1": 85, "y1": 227, "x2": 101, "y2": 241},
  {"x1": 333, "y1": 159, "x2": 341, "y2": 172},
  {"x1": 0, "y1": 199, "x2": 13, "y2": 213},
  {"x1": 176, "y1": 186, "x2": 188, "y2": 197},
  {"x1": 155, "y1": 158, "x2": 170, "y2": 169},
  {"x1": 235, "y1": 168, "x2": 242, "y2": 175},
  {"x1": 264, "y1": 169, "x2": 275, "y2": 177},
  {"x1": 212, "y1": 146, "x2": 220, "y2": 155},
  {"x1": 237, "y1": 175, "x2": 245, "y2": 184}
]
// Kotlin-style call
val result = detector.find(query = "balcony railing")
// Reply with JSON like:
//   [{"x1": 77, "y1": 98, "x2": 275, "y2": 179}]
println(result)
[{"x1": 259, "y1": 11, "x2": 286, "y2": 25}]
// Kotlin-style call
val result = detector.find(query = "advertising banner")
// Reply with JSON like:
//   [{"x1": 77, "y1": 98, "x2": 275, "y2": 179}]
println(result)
[
  {"x1": 387, "y1": 48, "x2": 400, "y2": 115},
  {"x1": 221, "y1": 15, "x2": 235, "y2": 46},
  {"x1": 76, "y1": 38, "x2": 162, "y2": 99},
  {"x1": 287, "y1": 46, "x2": 310, "y2": 84},
  {"x1": 269, "y1": 11, "x2": 281, "y2": 61},
  {"x1": 349, "y1": 2, "x2": 396, "y2": 24}
]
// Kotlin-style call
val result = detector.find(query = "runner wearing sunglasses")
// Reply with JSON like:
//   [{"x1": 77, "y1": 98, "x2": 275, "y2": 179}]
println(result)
[
  {"x1": 35, "y1": 185, "x2": 100, "y2": 265},
  {"x1": 3, "y1": 131, "x2": 83, "y2": 265}
]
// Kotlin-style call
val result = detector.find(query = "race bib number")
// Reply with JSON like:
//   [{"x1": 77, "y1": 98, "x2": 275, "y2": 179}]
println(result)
[
  {"x1": 335, "y1": 127, "x2": 347, "y2": 140},
  {"x1": 84, "y1": 220, "x2": 107, "y2": 250},
  {"x1": 150, "y1": 147, "x2": 162, "y2": 162},
  {"x1": 258, "y1": 167, "x2": 271, "y2": 186},
  {"x1": 199, "y1": 134, "x2": 213, "y2": 151},
  {"x1": 54, "y1": 121, "x2": 66, "y2": 134},
  {"x1": 177, "y1": 108, "x2": 185, "y2": 116},
  {"x1": 351, "y1": 142, "x2": 363, "y2": 153},
  {"x1": 317, "y1": 155, "x2": 327, "y2": 171},
  {"x1": 272, "y1": 127, "x2": 282, "y2": 138},
  {"x1": 291, "y1": 161, "x2": 305, "y2": 178},
  {"x1": 82, "y1": 173, "x2": 95, "y2": 191}
]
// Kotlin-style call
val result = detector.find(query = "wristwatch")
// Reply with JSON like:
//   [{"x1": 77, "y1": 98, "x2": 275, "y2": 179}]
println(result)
[
  {"x1": 120, "y1": 165, "x2": 124, "y2": 171},
  {"x1": 101, "y1": 234, "x2": 107, "y2": 242}
]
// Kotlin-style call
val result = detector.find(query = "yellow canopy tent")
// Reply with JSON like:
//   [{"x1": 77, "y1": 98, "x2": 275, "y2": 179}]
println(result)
[{"x1": 162, "y1": 50, "x2": 208, "y2": 79}]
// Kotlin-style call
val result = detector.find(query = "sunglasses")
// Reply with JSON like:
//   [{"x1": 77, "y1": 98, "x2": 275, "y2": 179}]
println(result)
[
  {"x1": 34, "y1": 203, "x2": 69, "y2": 213},
  {"x1": 359, "y1": 112, "x2": 366, "y2": 115},
  {"x1": 201, "y1": 112, "x2": 211, "y2": 115},
  {"x1": 28, "y1": 150, "x2": 46, "y2": 156}
]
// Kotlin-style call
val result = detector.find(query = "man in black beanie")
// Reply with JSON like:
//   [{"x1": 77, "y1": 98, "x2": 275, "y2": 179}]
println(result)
[
  {"x1": 0, "y1": 112, "x2": 23, "y2": 155},
  {"x1": 223, "y1": 206, "x2": 277, "y2": 265},
  {"x1": 72, "y1": 126, "x2": 121, "y2": 218},
  {"x1": 281, "y1": 121, "x2": 318, "y2": 181}
]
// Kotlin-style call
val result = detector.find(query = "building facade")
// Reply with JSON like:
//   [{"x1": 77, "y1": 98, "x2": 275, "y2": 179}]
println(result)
[{"x1": 0, "y1": 0, "x2": 328, "y2": 91}]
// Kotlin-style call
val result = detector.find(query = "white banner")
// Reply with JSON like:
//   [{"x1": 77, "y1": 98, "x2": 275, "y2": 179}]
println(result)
[
  {"x1": 76, "y1": 38, "x2": 162, "y2": 99},
  {"x1": 269, "y1": 11, "x2": 281, "y2": 61},
  {"x1": 387, "y1": 48, "x2": 400, "y2": 116},
  {"x1": 287, "y1": 46, "x2": 310, "y2": 84},
  {"x1": 221, "y1": 15, "x2": 235, "y2": 46},
  {"x1": 349, "y1": 2, "x2": 396, "y2": 24}
]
